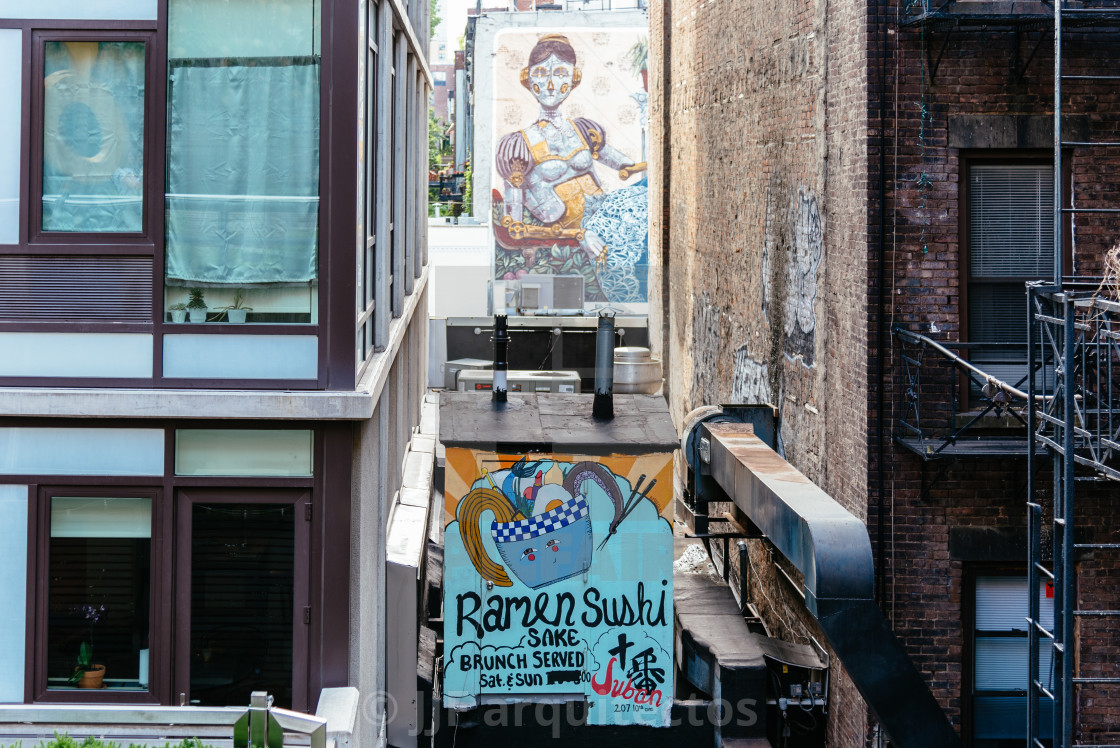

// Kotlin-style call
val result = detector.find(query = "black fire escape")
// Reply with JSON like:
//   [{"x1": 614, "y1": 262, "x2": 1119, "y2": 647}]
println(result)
[
  {"x1": 899, "y1": 2, "x2": 1120, "y2": 747},
  {"x1": 1026, "y1": 3, "x2": 1120, "y2": 746}
]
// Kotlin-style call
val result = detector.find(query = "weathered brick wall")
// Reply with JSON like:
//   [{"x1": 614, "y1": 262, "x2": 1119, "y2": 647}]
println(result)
[
  {"x1": 876, "y1": 7, "x2": 1120, "y2": 743},
  {"x1": 653, "y1": 0, "x2": 1120, "y2": 740},
  {"x1": 651, "y1": 0, "x2": 873, "y2": 742}
]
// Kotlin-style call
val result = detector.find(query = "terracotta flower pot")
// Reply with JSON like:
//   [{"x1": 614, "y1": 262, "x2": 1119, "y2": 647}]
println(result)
[{"x1": 76, "y1": 664, "x2": 106, "y2": 689}]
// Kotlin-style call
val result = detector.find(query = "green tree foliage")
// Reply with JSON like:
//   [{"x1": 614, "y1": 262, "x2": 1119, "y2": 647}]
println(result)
[
  {"x1": 429, "y1": 106, "x2": 451, "y2": 171},
  {"x1": 9, "y1": 735, "x2": 218, "y2": 748}
]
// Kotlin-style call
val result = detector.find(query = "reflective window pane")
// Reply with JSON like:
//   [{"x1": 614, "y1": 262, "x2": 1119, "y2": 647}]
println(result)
[
  {"x1": 42, "y1": 41, "x2": 145, "y2": 233},
  {"x1": 190, "y1": 503, "x2": 294, "y2": 707}
]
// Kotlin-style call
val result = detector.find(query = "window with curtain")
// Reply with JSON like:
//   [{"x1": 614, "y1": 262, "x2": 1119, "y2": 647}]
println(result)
[
  {"x1": 164, "y1": 0, "x2": 321, "y2": 324},
  {"x1": 971, "y1": 574, "x2": 1054, "y2": 747},
  {"x1": 967, "y1": 162, "x2": 1055, "y2": 390},
  {"x1": 41, "y1": 40, "x2": 146, "y2": 234}
]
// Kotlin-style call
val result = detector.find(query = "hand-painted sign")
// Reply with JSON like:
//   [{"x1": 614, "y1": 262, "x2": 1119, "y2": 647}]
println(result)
[{"x1": 443, "y1": 449, "x2": 674, "y2": 726}]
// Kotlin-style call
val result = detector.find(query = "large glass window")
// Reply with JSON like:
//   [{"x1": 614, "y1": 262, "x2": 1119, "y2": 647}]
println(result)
[
  {"x1": 971, "y1": 574, "x2": 1054, "y2": 746},
  {"x1": 966, "y1": 162, "x2": 1055, "y2": 390},
  {"x1": 189, "y1": 502, "x2": 294, "y2": 707},
  {"x1": 164, "y1": 0, "x2": 321, "y2": 324},
  {"x1": 41, "y1": 40, "x2": 146, "y2": 233},
  {"x1": 47, "y1": 496, "x2": 152, "y2": 692}
]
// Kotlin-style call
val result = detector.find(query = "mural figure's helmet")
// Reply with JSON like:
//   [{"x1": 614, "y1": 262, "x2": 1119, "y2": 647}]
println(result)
[{"x1": 520, "y1": 33, "x2": 583, "y2": 98}]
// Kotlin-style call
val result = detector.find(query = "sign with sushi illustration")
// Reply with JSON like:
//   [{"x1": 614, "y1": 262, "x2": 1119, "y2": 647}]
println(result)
[{"x1": 442, "y1": 448, "x2": 675, "y2": 727}]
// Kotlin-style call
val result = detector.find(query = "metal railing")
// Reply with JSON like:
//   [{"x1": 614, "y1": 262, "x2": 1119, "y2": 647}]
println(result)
[
  {"x1": 0, "y1": 692, "x2": 326, "y2": 748},
  {"x1": 891, "y1": 325, "x2": 1042, "y2": 459}
]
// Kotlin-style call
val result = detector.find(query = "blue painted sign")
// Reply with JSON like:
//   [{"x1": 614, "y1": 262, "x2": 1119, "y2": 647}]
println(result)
[{"x1": 443, "y1": 449, "x2": 674, "y2": 726}]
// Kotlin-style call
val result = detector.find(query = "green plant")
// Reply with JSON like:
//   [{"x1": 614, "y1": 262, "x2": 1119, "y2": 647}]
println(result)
[
  {"x1": 186, "y1": 288, "x2": 207, "y2": 310},
  {"x1": 34, "y1": 734, "x2": 218, "y2": 748},
  {"x1": 67, "y1": 642, "x2": 94, "y2": 686},
  {"x1": 214, "y1": 288, "x2": 253, "y2": 321},
  {"x1": 223, "y1": 288, "x2": 253, "y2": 311},
  {"x1": 462, "y1": 158, "x2": 472, "y2": 215},
  {"x1": 168, "y1": 302, "x2": 187, "y2": 311}
]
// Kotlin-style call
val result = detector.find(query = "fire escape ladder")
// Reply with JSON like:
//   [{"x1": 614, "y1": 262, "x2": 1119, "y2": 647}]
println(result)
[{"x1": 1027, "y1": 5, "x2": 1120, "y2": 746}]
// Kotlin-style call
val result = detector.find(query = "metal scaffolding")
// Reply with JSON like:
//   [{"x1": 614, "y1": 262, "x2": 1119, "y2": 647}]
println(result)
[
  {"x1": 1026, "y1": 2, "x2": 1120, "y2": 743},
  {"x1": 1027, "y1": 284, "x2": 1120, "y2": 748}
]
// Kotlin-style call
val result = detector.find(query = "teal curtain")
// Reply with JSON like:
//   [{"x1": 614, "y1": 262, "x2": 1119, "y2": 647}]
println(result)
[{"x1": 165, "y1": 58, "x2": 319, "y2": 285}]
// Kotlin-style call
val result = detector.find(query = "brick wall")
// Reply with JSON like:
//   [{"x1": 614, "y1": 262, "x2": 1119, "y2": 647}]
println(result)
[
  {"x1": 878, "y1": 12, "x2": 1120, "y2": 743},
  {"x1": 651, "y1": 0, "x2": 873, "y2": 741},
  {"x1": 653, "y1": 0, "x2": 1120, "y2": 743}
]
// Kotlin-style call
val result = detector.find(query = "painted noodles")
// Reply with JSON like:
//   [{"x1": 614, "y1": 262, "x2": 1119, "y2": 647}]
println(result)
[{"x1": 456, "y1": 486, "x2": 517, "y2": 586}]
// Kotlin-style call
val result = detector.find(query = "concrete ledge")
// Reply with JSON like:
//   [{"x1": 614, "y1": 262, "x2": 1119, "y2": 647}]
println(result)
[
  {"x1": 0, "y1": 387, "x2": 376, "y2": 421},
  {"x1": 315, "y1": 687, "x2": 360, "y2": 748},
  {"x1": 0, "y1": 270, "x2": 428, "y2": 422}
]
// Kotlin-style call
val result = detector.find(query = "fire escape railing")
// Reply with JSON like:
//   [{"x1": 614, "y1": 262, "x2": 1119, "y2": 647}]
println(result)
[{"x1": 891, "y1": 325, "x2": 1046, "y2": 460}]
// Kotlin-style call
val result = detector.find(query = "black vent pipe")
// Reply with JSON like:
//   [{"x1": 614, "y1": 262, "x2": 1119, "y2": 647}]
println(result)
[
  {"x1": 492, "y1": 314, "x2": 509, "y2": 404},
  {"x1": 593, "y1": 310, "x2": 615, "y2": 420}
]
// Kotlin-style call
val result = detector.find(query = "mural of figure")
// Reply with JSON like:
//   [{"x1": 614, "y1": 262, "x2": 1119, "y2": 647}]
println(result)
[{"x1": 493, "y1": 34, "x2": 648, "y2": 304}]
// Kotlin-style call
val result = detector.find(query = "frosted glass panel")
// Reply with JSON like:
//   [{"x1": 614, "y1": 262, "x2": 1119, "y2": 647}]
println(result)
[
  {"x1": 0, "y1": 0, "x2": 157, "y2": 19},
  {"x1": 176, "y1": 429, "x2": 313, "y2": 476},
  {"x1": 167, "y1": 0, "x2": 320, "y2": 57},
  {"x1": 0, "y1": 427, "x2": 163, "y2": 476},
  {"x1": 0, "y1": 486, "x2": 28, "y2": 703},
  {"x1": 0, "y1": 31, "x2": 20, "y2": 245},
  {"x1": 163, "y1": 334, "x2": 317, "y2": 379},
  {"x1": 52, "y1": 497, "x2": 152, "y2": 538},
  {"x1": 0, "y1": 333, "x2": 152, "y2": 377}
]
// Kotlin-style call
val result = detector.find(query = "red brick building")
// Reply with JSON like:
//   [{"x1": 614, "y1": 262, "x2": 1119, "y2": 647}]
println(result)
[{"x1": 649, "y1": 0, "x2": 1120, "y2": 745}]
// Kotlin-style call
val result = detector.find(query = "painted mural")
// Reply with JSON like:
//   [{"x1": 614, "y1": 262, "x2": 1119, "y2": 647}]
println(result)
[
  {"x1": 443, "y1": 448, "x2": 673, "y2": 727},
  {"x1": 491, "y1": 30, "x2": 649, "y2": 306}
]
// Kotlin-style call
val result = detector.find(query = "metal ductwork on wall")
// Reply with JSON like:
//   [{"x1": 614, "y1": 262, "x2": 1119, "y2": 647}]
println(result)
[{"x1": 682, "y1": 409, "x2": 961, "y2": 748}]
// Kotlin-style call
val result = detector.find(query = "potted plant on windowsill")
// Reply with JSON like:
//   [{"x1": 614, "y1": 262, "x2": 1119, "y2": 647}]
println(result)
[
  {"x1": 68, "y1": 641, "x2": 105, "y2": 689},
  {"x1": 187, "y1": 288, "x2": 208, "y2": 323},
  {"x1": 216, "y1": 288, "x2": 253, "y2": 323},
  {"x1": 168, "y1": 302, "x2": 187, "y2": 323}
]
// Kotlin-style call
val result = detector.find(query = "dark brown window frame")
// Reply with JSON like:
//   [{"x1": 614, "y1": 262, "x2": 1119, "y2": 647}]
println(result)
[
  {"x1": 9, "y1": 418, "x2": 340, "y2": 707},
  {"x1": 958, "y1": 150, "x2": 1072, "y2": 407},
  {"x1": 173, "y1": 486, "x2": 311, "y2": 712},
  {"x1": 28, "y1": 28, "x2": 161, "y2": 248},
  {"x1": 29, "y1": 484, "x2": 169, "y2": 705},
  {"x1": 0, "y1": 13, "x2": 335, "y2": 391}
]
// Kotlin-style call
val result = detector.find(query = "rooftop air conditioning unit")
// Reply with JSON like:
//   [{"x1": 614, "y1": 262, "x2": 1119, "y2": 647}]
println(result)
[
  {"x1": 517, "y1": 274, "x2": 584, "y2": 311},
  {"x1": 457, "y1": 369, "x2": 581, "y2": 393}
]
